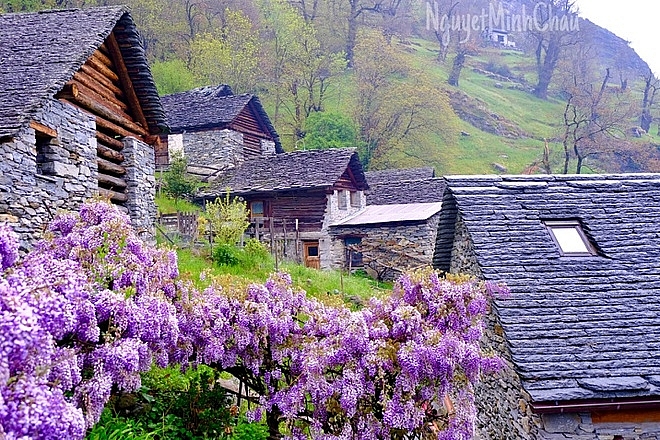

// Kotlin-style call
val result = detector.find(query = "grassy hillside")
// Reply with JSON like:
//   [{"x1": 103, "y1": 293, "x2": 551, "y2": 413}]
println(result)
[{"x1": 264, "y1": 37, "x2": 653, "y2": 175}]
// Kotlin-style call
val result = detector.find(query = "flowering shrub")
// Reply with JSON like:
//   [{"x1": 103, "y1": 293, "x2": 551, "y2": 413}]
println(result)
[
  {"x1": 174, "y1": 269, "x2": 507, "y2": 439},
  {"x1": 0, "y1": 201, "x2": 506, "y2": 439},
  {"x1": 0, "y1": 202, "x2": 180, "y2": 438}
]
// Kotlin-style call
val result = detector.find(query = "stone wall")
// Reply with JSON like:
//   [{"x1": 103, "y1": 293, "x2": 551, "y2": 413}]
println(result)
[
  {"x1": 261, "y1": 139, "x2": 276, "y2": 156},
  {"x1": 320, "y1": 190, "x2": 366, "y2": 269},
  {"x1": 449, "y1": 215, "x2": 543, "y2": 439},
  {"x1": 328, "y1": 212, "x2": 441, "y2": 280},
  {"x1": 175, "y1": 129, "x2": 243, "y2": 173},
  {"x1": 123, "y1": 137, "x2": 157, "y2": 241},
  {"x1": 0, "y1": 99, "x2": 97, "y2": 247}
]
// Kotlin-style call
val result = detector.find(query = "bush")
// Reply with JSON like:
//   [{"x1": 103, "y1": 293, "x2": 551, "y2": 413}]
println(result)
[
  {"x1": 213, "y1": 243, "x2": 241, "y2": 266},
  {"x1": 485, "y1": 60, "x2": 513, "y2": 78},
  {"x1": 229, "y1": 420, "x2": 268, "y2": 440}
]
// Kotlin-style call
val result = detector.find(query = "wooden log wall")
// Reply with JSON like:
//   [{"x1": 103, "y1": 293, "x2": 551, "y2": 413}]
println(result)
[
  {"x1": 255, "y1": 191, "x2": 328, "y2": 232},
  {"x1": 55, "y1": 32, "x2": 150, "y2": 205},
  {"x1": 334, "y1": 169, "x2": 360, "y2": 191},
  {"x1": 229, "y1": 106, "x2": 272, "y2": 159}
]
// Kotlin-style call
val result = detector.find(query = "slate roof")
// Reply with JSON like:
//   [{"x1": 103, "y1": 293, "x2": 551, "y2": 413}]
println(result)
[
  {"x1": 365, "y1": 167, "x2": 435, "y2": 184},
  {"x1": 437, "y1": 174, "x2": 660, "y2": 404},
  {"x1": 161, "y1": 85, "x2": 283, "y2": 152},
  {"x1": 364, "y1": 168, "x2": 444, "y2": 205},
  {"x1": 332, "y1": 202, "x2": 443, "y2": 227},
  {"x1": 203, "y1": 148, "x2": 368, "y2": 196},
  {"x1": 0, "y1": 6, "x2": 167, "y2": 139}
]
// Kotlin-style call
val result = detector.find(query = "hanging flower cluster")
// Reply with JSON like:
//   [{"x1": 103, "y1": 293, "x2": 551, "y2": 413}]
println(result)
[
  {"x1": 175, "y1": 268, "x2": 507, "y2": 439},
  {"x1": 0, "y1": 202, "x2": 180, "y2": 438},
  {"x1": 0, "y1": 201, "x2": 507, "y2": 439}
]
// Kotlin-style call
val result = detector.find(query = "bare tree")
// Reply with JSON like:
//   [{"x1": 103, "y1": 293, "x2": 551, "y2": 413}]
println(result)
[
  {"x1": 560, "y1": 67, "x2": 634, "y2": 174},
  {"x1": 528, "y1": 0, "x2": 581, "y2": 99},
  {"x1": 640, "y1": 69, "x2": 659, "y2": 133}
]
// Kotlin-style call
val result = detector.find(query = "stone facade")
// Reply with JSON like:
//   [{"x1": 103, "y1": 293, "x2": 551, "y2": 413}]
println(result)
[
  {"x1": 123, "y1": 137, "x2": 157, "y2": 241},
  {"x1": 0, "y1": 100, "x2": 97, "y2": 247},
  {"x1": 172, "y1": 129, "x2": 244, "y2": 177},
  {"x1": 260, "y1": 139, "x2": 276, "y2": 156},
  {"x1": 321, "y1": 189, "x2": 366, "y2": 269},
  {"x1": 328, "y1": 212, "x2": 441, "y2": 280},
  {"x1": 449, "y1": 215, "x2": 660, "y2": 440},
  {"x1": 0, "y1": 99, "x2": 157, "y2": 248}
]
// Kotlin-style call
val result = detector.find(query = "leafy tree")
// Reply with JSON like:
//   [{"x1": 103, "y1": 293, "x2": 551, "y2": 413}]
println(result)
[
  {"x1": 151, "y1": 59, "x2": 198, "y2": 95},
  {"x1": 303, "y1": 111, "x2": 359, "y2": 150},
  {"x1": 353, "y1": 29, "x2": 455, "y2": 169},
  {"x1": 161, "y1": 152, "x2": 201, "y2": 206},
  {"x1": 189, "y1": 8, "x2": 260, "y2": 93},
  {"x1": 259, "y1": 0, "x2": 346, "y2": 143},
  {"x1": 203, "y1": 190, "x2": 250, "y2": 246}
]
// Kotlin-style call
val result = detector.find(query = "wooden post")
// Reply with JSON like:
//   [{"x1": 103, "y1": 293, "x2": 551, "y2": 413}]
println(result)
[
  {"x1": 282, "y1": 218, "x2": 287, "y2": 258},
  {"x1": 295, "y1": 219, "x2": 300, "y2": 264},
  {"x1": 270, "y1": 218, "x2": 277, "y2": 271},
  {"x1": 255, "y1": 219, "x2": 260, "y2": 241}
]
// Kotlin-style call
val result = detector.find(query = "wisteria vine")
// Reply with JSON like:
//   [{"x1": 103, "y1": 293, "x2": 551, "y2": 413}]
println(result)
[{"x1": 0, "y1": 201, "x2": 507, "y2": 439}]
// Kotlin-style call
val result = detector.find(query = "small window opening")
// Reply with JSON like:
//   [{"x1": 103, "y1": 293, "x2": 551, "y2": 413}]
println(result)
[
  {"x1": 350, "y1": 191, "x2": 361, "y2": 208},
  {"x1": 338, "y1": 190, "x2": 347, "y2": 210},
  {"x1": 345, "y1": 237, "x2": 363, "y2": 268},
  {"x1": 36, "y1": 132, "x2": 56, "y2": 175},
  {"x1": 306, "y1": 245, "x2": 319, "y2": 257},
  {"x1": 544, "y1": 220, "x2": 596, "y2": 256},
  {"x1": 250, "y1": 201, "x2": 265, "y2": 218}
]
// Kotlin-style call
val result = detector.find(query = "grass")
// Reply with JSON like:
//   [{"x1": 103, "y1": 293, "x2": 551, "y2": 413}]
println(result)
[
  {"x1": 174, "y1": 245, "x2": 389, "y2": 308},
  {"x1": 155, "y1": 193, "x2": 201, "y2": 214}
]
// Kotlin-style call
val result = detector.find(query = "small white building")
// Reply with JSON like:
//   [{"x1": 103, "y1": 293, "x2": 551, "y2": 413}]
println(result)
[{"x1": 489, "y1": 29, "x2": 516, "y2": 47}]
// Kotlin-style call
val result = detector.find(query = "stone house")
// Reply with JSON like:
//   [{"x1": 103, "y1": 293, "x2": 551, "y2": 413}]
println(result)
[
  {"x1": 199, "y1": 148, "x2": 368, "y2": 269},
  {"x1": 159, "y1": 84, "x2": 283, "y2": 178},
  {"x1": 433, "y1": 174, "x2": 660, "y2": 439},
  {"x1": 0, "y1": 6, "x2": 167, "y2": 246},
  {"x1": 328, "y1": 168, "x2": 445, "y2": 280}
]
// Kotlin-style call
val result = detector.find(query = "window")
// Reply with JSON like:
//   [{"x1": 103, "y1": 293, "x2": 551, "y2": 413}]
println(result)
[
  {"x1": 250, "y1": 201, "x2": 264, "y2": 218},
  {"x1": 338, "y1": 190, "x2": 347, "y2": 210},
  {"x1": 544, "y1": 220, "x2": 596, "y2": 256},
  {"x1": 345, "y1": 237, "x2": 363, "y2": 268},
  {"x1": 350, "y1": 191, "x2": 361, "y2": 208},
  {"x1": 35, "y1": 132, "x2": 57, "y2": 176}
]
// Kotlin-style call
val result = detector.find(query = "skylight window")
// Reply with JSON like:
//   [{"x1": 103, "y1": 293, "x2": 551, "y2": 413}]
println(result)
[{"x1": 544, "y1": 220, "x2": 596, "y2": 256}]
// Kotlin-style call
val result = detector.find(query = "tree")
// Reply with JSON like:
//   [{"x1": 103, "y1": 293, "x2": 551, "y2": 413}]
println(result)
[
  {"x1": 353, "y1": 29, "x2": 454, "y2": 169},
  {"x1": 161, "y1": 152, "x2": 201, "y2": 205},
  {"x1": 560, "y1": 66, "x2": 635, "y2": 174},
  {"x1": 151, "y1": 59, "x2": 198, "y2": 95},
  {"x1": 203, "y1": 190, "x2": 250, "y2": 246},
  {"x1": 640, "y1": 69, "x2": 659, "y2": 133},
  {"x1": 189, "y1": 8, "x2": 260, "y2": 92},
  {"x1": 259, "y1": 0, "x2": 346, "y2": 143},
  {"x1": 302, "y1": 112, "x2": 360, "y2": 150},
  {"x1": 528, "y1": 0, "x2": 581, "y2": 99}
]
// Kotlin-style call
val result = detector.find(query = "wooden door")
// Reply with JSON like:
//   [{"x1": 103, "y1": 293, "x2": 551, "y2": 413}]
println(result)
[{"x1": 303, "y1": 241, "x2": 320, "y2": 269}]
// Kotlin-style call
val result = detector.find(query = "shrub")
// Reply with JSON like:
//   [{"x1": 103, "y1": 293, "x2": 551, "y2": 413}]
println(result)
[
  {"x1": 213, "y1": 243, "x2": 241, "y2": 266},
  {"x1": 203, "y1": 191, "x2": 250, "y2": 246}
]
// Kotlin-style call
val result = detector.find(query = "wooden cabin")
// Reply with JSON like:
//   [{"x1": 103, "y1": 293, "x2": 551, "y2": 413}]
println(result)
[
  {"x1": 0, "y1": 6, "x2": 167, "y2": 244},
  {"x1": 435, "y1": 174, "x2": 660, "y2": 439},
  {"x1": 159, "y1": 85, "x2": 283, "y2": 179},
  {"x1": 199, "y1": 148, "x2": 368, "y2": 269}
]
